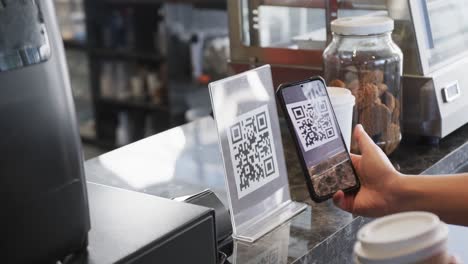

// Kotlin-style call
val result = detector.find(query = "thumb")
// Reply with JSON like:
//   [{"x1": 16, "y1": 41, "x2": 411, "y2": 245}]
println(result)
[
  {"x1": 449, "y1": 255, "x2": 462, "y2": 264},
  {"x1": 354, "y1": 124, "x2": 379, "y2": 155},
  {"x1": 333, "y1": 190, "x2": 355, "y2": 213}
]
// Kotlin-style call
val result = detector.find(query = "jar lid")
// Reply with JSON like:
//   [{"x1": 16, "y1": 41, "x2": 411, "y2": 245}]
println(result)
[{"x1": 331, "y1": 16, "x2": 394, "y2": 36}]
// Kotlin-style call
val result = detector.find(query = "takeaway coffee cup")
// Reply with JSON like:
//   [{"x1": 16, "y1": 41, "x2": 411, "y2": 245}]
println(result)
[
  {"x1": 328, "y1": 87, "x2": 355, "y2": 152},
  {"x1": 354, "y1": 212, "x2": 450, "y2": 264}
]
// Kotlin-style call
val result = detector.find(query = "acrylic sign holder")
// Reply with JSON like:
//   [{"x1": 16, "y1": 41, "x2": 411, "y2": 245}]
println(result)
[
  {"x1": 209, "y1": 65, "x2": 307, "y2": 243},
  {"x1": 233, "y1": 222, "x2": 291, "y2": 264}
]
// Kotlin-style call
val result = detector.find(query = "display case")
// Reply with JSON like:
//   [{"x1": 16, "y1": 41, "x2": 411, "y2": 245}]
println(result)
[
  {"x1": 408, "y1": 0, "x2": 468, "y2": 75},
  {"x1": 228, "y1": 0, "x2": 387, "y2": 86},
  {"x1": 228, "y1": 0, "x2": 468, "y2": 141}
]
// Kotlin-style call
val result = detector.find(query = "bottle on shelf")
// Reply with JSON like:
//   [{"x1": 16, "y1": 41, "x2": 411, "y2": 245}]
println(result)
[
  {"x1": 100, "y1": 62, "x2": 114, "y2": 98},
  {"x1": 130, "y1": 67, "x2": 145, "y2": 100},
  {"x1": 147, "y1": 72, "x2": 162, "y2": 104},
  {"x1": 116, "y1": 112, "x2": 131, "y2": 147},
  {"x1": 115, "y1": 62, "x2": 130, "y2": 100}
]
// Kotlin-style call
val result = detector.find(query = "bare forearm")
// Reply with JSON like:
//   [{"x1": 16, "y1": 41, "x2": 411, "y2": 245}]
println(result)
[{"x1": 393, "y1": 174, "x2": 468, "y2": 226}]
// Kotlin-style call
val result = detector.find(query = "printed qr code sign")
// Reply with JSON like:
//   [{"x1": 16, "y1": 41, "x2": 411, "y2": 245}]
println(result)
[
  {"x1": 227, "y1": 104, "x2": 280, "y2": 199},
  {"x1": 286, "y1": 98, "x2": 338, "y2": 152}
]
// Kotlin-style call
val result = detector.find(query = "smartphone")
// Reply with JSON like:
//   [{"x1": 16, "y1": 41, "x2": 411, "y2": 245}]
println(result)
[{"x1": 276, "y1": 77, "x2": 360, "y2": 203}]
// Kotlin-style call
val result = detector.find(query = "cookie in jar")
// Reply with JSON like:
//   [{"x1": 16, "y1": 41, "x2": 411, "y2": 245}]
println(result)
[{"x1": 323, "y1": 16, "x2": 403, "y2": 155}]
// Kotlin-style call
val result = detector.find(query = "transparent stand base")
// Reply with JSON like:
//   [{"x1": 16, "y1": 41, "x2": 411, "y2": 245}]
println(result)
[{"x1": 233, "y1": 201, "x2": 307, "y2": 243}]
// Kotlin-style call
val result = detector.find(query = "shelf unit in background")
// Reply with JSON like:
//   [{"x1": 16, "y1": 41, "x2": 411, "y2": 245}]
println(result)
[
  {"x1": 98, "y1": 98, "x2": 169, "y2": 112},
  {"x1": 89, "y1": 48, "x2": 165, "y2": 64},
  {"x1": 82, "y1": 0, "x2": 171, "y2": 148},
  {"x1": 63, "y1": 38, "x2": 88, "y2": 51},
  {"x1": 103, "y1": 0, "x2": 226, "y2": 9},
  {"x1": 61, "y1": 36, "x2": 101, "y2": 147},
  {"x1": 75, "y1": 0, "x2": 227, "y2": 149}
]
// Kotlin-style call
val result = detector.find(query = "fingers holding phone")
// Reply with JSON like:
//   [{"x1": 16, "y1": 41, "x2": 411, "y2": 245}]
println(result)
[{"x1": 333, "y1": 125, "x2": 402, "y2": 217}]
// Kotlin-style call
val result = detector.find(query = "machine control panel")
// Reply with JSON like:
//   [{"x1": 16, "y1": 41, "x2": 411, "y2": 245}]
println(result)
[
  {"x1": 0, "y1": 0, "x2": 51, "y2": 72},
  {"x1": 442, "y1": 81, "x2": 461, "y2": 103}
]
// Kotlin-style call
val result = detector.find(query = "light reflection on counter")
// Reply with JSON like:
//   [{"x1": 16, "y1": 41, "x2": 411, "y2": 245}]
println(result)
[
  {"x1": 86, "y1": 116, "x2": 228, "y2": 204},
  {"x1": 98, "y1": 128, "x2": 186, "y2": 189},
  {"x1": 233, "y1": 222, "x2": 290, "y2": 264}
]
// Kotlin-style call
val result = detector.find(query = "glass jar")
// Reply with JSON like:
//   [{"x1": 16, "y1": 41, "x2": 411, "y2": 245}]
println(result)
[{"x1": 323, "y1": 16, "x2": 403, "y2": 155}]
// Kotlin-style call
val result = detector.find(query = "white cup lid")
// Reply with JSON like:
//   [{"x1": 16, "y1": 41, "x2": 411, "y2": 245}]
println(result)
[
  {"x1": 331, "y1": 16, "x2": 394, "y2": 36},
  {"x1": 327, "y1": 87, "x2": 355, "y2": 107},
  {"x1": 354, "y1": 212, "x2": 449, "y2": 264}
]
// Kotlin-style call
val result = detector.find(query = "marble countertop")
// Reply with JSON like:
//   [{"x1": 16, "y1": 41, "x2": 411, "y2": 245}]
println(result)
[{"x1": 85, "y1": 117, "x2": 468, "y2": 263}]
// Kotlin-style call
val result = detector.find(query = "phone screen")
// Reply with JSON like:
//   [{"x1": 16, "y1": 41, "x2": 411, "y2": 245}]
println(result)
[{"x1": 279, "y1": 79, "x2": 358, "y2": 199}]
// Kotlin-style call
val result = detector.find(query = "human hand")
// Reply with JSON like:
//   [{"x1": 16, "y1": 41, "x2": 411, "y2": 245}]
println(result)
[
  {"x1": 333, "y1": 124, "x2": 402, "y2": 217},
  {"x1": 449, "y1": 255, "x2": 462, "y2": 264}
]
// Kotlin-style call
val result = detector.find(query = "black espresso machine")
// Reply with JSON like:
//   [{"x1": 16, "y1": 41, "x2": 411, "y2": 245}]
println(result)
[{"x1": 0, "y1": 1, "x2": 90, "y2": 263}]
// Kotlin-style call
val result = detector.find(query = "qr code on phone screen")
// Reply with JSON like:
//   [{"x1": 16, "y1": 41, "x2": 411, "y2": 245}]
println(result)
[
  {"x1": 286, "y1": 97, "x2": 338, "y2": 152},
  {"x1": 227, "y1": 105, "x2": 279, "y2": 199}
]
